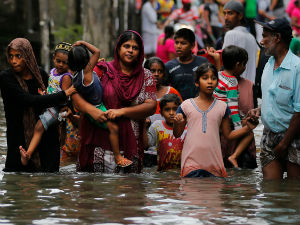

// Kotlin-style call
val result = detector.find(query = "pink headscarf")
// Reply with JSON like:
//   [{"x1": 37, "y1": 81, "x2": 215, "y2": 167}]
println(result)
[{"x1": 87, "y1": 30, "x2": 146, "y2": 160}]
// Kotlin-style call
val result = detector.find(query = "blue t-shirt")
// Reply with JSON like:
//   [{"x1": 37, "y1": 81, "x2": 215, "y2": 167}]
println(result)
[
  {"x1": 73, "y1": 70, "x2": 103, "y2": 105},
  {"x1": 165, "y1": 55, "x2": 208, "y2": 101}
]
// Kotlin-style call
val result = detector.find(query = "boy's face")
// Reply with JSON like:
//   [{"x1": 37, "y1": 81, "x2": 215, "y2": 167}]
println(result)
[
  {"x1": 160, "y1": 102, "x2": 178, "y2": 126},
  {"x1": 234, "y1": 60, "x2": 247, "y2": 77},
  {"x1": 174, "y1": 37, "x2": 194, "y2": 58}
]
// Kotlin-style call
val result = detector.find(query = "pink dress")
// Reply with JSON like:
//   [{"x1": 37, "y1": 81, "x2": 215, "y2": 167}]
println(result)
[
  {"x1": 156, "y1": 33, "x2": 176, "y2": 63},
  {"x1": 180, "y1": 98, "x2": 228, "y2": 177}
]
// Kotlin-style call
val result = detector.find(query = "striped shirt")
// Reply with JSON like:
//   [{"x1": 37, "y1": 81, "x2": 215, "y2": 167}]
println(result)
[
  {"x1": 169, "y1": 8, "x2": 198, "y2": 26},
  {"x1": 214, "y1": 71, "x2": 242, "y2": 129}
]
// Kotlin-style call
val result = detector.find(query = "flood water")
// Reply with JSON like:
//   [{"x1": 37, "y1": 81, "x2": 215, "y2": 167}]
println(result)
[{"x1": 0, "y1": 97, "x2": 299, "y2": 225}]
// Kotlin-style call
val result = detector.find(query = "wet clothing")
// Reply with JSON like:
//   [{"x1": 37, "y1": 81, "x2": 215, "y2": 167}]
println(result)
[
  {"x1": 220, "y1": 77, "x2": 257, "y2": 169},
  {"x1": 60, "y1": 117, "x2": 80, "y2": 163},
  {"x1": 177, "y1": 98, "x2": 229, "y2": 178},
  {"x1": 147, "y1": 120, "x2": 186, "y2": 171},
  {"x1": 78, "y1": 31, "x2": 156, "y2": 173},
  {"x1": 165, "y1": 56, "x2": 208, "y2": 101},
  {"x1": 260, "y1": 128, "x2": 300, "y2": 167},
  {"x1": 0, "y1": 68, "x2": 67, "y2": 172},
  {"x1": 261, "y1": 50, "x2": 300, "y2": 133}
]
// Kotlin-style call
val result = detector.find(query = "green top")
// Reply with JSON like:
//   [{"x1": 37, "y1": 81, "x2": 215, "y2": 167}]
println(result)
[
  {"x1": 290, "y1": 37, "x2": 300, "y2": 56},
  {"x1": 245, "y1": 0, "x2": 257, "y2": 18}
]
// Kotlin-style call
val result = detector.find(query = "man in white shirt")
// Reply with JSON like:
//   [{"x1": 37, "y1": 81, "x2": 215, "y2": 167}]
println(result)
[
  {"x1": 142, "y1": 0, "x2": 159, "y2": 58},
  {"x1": 222, "y1": 0, "x2": 258, "y2": 84}
]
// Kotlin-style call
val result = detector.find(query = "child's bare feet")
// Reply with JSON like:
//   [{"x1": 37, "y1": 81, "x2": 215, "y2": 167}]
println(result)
[
  {"x1": 116, "y1": 156, "x2": 133, "y2": 168},
  {"x1": 19, "y1": 146, "x2": 30, "y2": 166},
  {"x1": 228, "y1": 155, "x2": 239, "y2": 168}
]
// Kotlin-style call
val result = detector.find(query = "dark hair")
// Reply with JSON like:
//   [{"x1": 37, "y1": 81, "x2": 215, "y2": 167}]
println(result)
[
  {"x1": 67, "y1": 45, "x2": 90, "y2": 72},
  {"x1": 194, "y1": 62, "x2": 218, "y2": 83},
  {"x1": 159, "y1": 94, "x2": 182, "y2": 110},
  {"x1": 174, "y1": 28, "x2": 195, "y2": 45},
  {"x1": 222, "y1": 45, "x2": 248, "y2": 70},
  {"x1": 163, "y1": 25, "x2": 174, "y2": 45},
  {"x1": 116, "y1": 31, "x2": 143, "y2": 60},
  {"x1": 144, "y1": 56, "x2": 165, "y2": 71}
]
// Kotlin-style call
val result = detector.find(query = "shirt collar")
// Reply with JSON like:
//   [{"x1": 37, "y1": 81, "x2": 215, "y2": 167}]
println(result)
[{"x1": 278, "y1": 49, "x2": 293, "y2": 70}]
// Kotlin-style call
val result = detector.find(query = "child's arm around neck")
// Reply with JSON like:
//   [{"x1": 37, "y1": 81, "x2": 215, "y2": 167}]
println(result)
[{"x1": 73, "y1": 40, "x2": 100, "y2": 86}]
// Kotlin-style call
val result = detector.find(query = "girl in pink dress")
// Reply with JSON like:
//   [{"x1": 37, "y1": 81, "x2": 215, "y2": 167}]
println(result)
[{"x1": 173, "y1": 63, "x2": 258, "y2": 178}]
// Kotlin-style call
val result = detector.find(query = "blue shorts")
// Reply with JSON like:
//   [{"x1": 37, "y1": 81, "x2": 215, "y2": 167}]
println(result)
[
  {"x1": 39, "y1": 107, "x2": 60, "y2": 130},
  {"x1": 185, "y1": 169, "x2": 215, "y2": 178}
]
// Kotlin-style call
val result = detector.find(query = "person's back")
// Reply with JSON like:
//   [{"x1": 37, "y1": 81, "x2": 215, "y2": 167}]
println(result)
[{"x1": 222, "y1": 0, "x2": 258, "y2": 84}]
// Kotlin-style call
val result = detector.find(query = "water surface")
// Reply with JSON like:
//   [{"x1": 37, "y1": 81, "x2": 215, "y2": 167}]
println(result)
[{"x1": 0, "y1": 98, "x2": 299, "y2": 225}]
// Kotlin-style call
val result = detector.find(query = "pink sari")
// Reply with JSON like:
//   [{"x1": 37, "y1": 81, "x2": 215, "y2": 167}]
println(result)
[{"x1": 78, "y1": 31, "x2": 156, "y2": 173}]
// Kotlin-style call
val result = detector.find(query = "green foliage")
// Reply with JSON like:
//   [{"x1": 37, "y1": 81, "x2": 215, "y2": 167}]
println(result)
[{"x1": 53, "y1": 24, "x2": 83, "y2": 44}]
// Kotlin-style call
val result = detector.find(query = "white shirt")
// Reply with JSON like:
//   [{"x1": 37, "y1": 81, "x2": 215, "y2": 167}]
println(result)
[
  {"x1": 223, "y1": 26, "x2": 258, "y2": 84},
  {"x1": 141, "y1": 1, "x2": 158, "y2": 34}
]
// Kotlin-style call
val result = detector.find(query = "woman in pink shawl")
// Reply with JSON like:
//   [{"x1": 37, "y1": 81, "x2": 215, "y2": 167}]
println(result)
[{"x1": 72, "y1": 31, "x2": 157, "y2": 173}]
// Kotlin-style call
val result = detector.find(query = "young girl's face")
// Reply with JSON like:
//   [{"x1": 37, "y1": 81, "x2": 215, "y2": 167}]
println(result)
[
  {"x1": 195, "y1": 69, "x2": 218, "y2": 95},
  {"x1": 150, "y1": 62, "x2": 164, "y2": 86},
  {"x1": 8, "y1": 48, "x2": 26, "y2": 73},
  {"x1": 53, "y1": 52, "x2": 69, "y2": 74}
]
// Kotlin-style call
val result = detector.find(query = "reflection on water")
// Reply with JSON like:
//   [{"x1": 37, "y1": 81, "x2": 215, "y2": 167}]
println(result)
[{"x1": 0, "y1": 97, "x2": 299, "y2": 225}]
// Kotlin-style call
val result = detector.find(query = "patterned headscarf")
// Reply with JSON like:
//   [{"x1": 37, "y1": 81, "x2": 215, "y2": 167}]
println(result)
[{"x1": 6, "y1": 38, "x2": 45, "y2": 167}]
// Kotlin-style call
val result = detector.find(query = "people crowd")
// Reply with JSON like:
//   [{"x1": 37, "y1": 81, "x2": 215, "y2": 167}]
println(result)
[{"x1": 0, "y1": 0, "x2": 299, "y2": 180}]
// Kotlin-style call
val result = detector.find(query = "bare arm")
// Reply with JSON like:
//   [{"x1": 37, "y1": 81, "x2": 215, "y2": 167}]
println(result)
[
  {"x1": 173, "y1": 113, "x2": 187, "y2": 138},
  {"x1": 73, "y1": 40, "x2": 100, "y2": 86},
  {"x1": 106, "y1": 99, "x2": 157, "y2": 121},
  {"x1": 71, "y1": 93, "x2": 107, "y2": 123},
  {"x1": 203, "y1": 9, "x2": 212, "y2": 35},
  {"x1": 270, "y1": 0, "x2": 277, "y2": 11},
  {"x1": 221, "y1": 117, "x2": 255, "y2": 140},
  {"x1": 258, "y1": 9, "x2": 275, "y2": 21}
]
